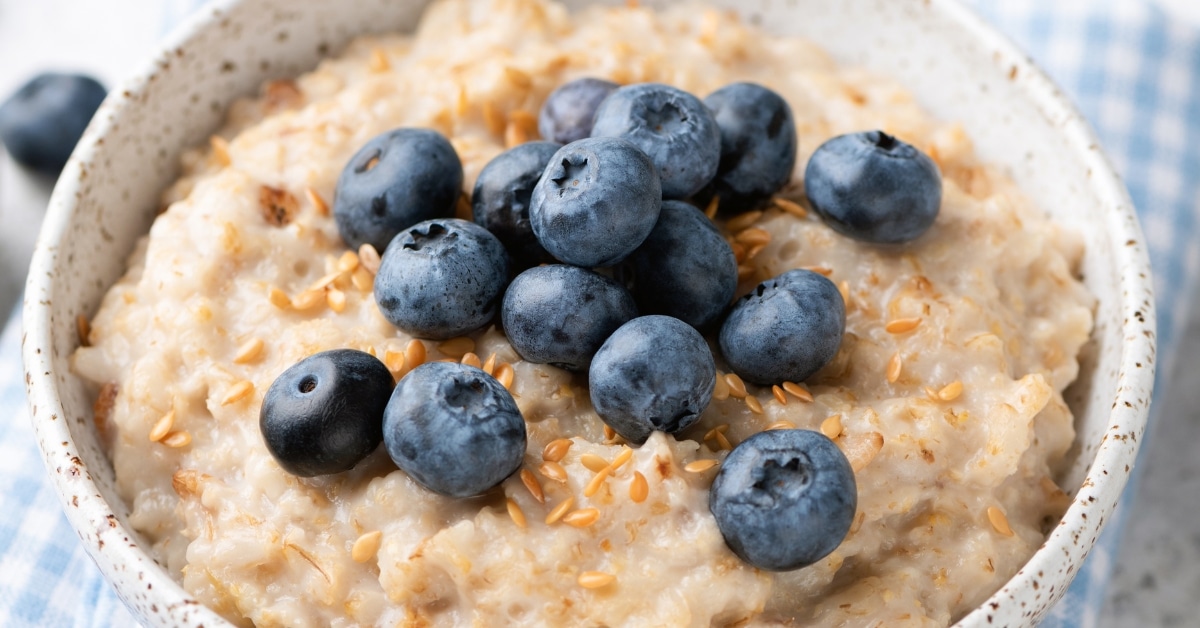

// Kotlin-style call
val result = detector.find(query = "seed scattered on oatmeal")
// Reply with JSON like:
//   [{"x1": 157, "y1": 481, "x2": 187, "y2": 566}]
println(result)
[
  {"x1": 726, "y1": 210, "x2": 763, "y2": 233},
  {"x1": 543, "y1": 438, "x2": 572, "y2": 463},
  {"x1": 149, "y1": 409, "x2": 175, "y2": 442},
  {"x1": 291, "y1": 289, "x2": 325, "y2": 311},
  {"x1": 630, "y1": 471, "x2": 649, "y2": 503},
  {"x1": 162, "y1": 430, "x2": 192, "y2": 448},
  {"x1": 209, "y1": 135, "x2": 231, "y2": 166},
  {"x1": 772, "y1": 196, "x2": 808, "y2": 218},
  {"x1": 384, "y1": 350, "x2": 407, "y2": 377},
  {"x1": 937, "y1": 380, "x2": 964, "y2": 401},
  {"x1": 304, "y1": 187, "x2": 329, "y2": 216},
  {"x1": 724, "y1": 373, "x2": 748, "y2": 399},
  {"x1": 308, "y1": 271, "x2": 344, "y2": 292},
  {"x1": 713, "y1": 372, "x2": 731, "y2": 401},
  {"x1": 539, "y1": 461, "x2": 568, "y2": 484},
  {"x1": 326, "y1": 289, "x2": 347, "y2": 312},
  {"x1": 735, "y1": 227, "x2": 771, "y2": 247},
  {"x1": 584, "y1": 467, "x2": 610, "y2": 497},
  {"x1": 609, "y1": 446, "x2": 634, "y2": 471},
  {"x1": 350, "y1": 267, "x2": 373, "y2": 292},
  {"x1": 563, "y1": 508, "x2": 600, "y2": 528},
  {"x1": 924, "y1": 386, "x2": 940, "y2": 401},
  {"x1": 838, "y1": 280, "x2": 852, "y2": 308},
  {"x1": 520, "y1": 469, "x2": 545, "y2": 503},
  {"x1": 578, "y1": 571, "x2": 616, "y2": 589},
  {"x1": 506, "y1": 498, "x2": 527, "y2": 528},
  {"x1": 885, "y1": 317, "x2": 923, "y2": 334},
  {"x1": 714, "y1": 431, "x2": 734, "y2": 451},
  {"x1": 437, "y1": 337, "x2": 475, "y2": 358},
  {"x1": 602, "y1": 425, "x2": 617, "y2": 442},
  {"x1": 765, "y1": 420, "x2": 796, "y2": 431},
  {"x1": 404, "y1": 339, "x2": 426, "y2": 372},
  {"x1": 480, "y1": 353, "x2": 497, "y2": 376},
  {"x1": 745, "y1": 243, "x2": 768, "y2": 260},
  {"x1": 704, "y1": 195, "x2": 720, "y2": 219},
  {"x1": 685, "y1": 459, "x2": 720, "y2": 473},
  {"x1": 351, "y1": 530, "x2": 383, "y2": 563},
  {"x1": 770, "y1": 385, "x2": 788, "y2": 406},
  {"x1": 581, "y1": 453, "x2": 610, "y2": 473},
  {"x1": 369, "y1": 47, "x2": 390, "y2": 72},
  {"x1": 886, "y1": 352, "x2": 903, "y2": 383},
  {"x1": 221, "y1": 380, "x2": 254, "y2": 406},
  {"x1": 820, "y1": 414, "x2": 843, "y2": 440},
  {"x1": 730, "y1": 241, "x2": 747, "y2": 263},
  {"x1": 545, "y1": 496, "x2": 575, "y2": 525},
  {"x1": 780, "y1": 381, "x2": 814, "y2": 402},
  {"x1": 703, "y1": 425, "x2": 729, "y2": 441},
  {"x1": 494, "y1": 363, "x2": 515, "y2": 390},
  {"x1": 76, "y1": 314, "x2": 91, "y2": 347},
  {"x1": 358, "y1": 243, "x2": 382, "y2": 274},
  {"x1": 461, "y1": 352, "x2": 482, "y2": 369},
  {"x1": 504, "y1": 66, "x2": 533, "y2": 89},
  {"x1": 268, "y1": 286, "x2": 291, "y2": 310},
  {"x1": 841, "y1": 431, "x2": 885, "y2": 472},
  {"x1": 233, "y1": 337, "x2": 265, "y2": 364},
  {"x1": 744, "y1": 396, "x2": 764, "y2": 415},
  {"x1": 336, "y1": 250, "x2": 360, "y2": 273},
  {"x1": 986, "y1": 506, "x2": 1014, "y2": 537}
]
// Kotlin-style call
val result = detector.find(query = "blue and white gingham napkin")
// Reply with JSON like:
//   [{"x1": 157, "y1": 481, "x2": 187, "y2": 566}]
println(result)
[{"x1": 1, "y1": 0, "x2": 1197, "y2": 625}]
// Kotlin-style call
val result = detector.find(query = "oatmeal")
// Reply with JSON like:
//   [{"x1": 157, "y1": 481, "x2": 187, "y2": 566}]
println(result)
[{"x1": 71, "y1": 0, "x2": 1093, "y2": 626}]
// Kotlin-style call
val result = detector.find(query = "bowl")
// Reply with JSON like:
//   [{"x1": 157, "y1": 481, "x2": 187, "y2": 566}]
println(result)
[{"x1": 21, "y1": 0, "x2": 1156, "y2": 625}]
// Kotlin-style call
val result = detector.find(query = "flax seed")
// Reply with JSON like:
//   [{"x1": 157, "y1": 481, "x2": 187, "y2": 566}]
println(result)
[
  {"x1": 885, "y1": 317, "x2": 922, "y2": 334},
  {"x1": 703, "y1": 424, "x2": 729, "y2": 441},
  {"x1": 539, "y1": 461, "x2": 568, "y2": 484},
  {"x1": 987, "y1": 506, "x2": 1014, "y2": 537},
  {"x1": 745, "y1": 243, "x2": 768, "y2": 260},
  {"x1": 506, "y1": 498, "x2": 527, "y2": 528},
  {"x1": 563, "y1": 508, "x2": 600, "y2": 528},
  {"x1": 684, "y1": 459, "x2": 719, "y2": 473},
  {"x1": 504, "y1": 66, "x2": 533, "y2": 88},
  {"x1": 737, "y1": 263, "x2": 757, "y2": 281},
  {"x1": 520, "y1": 469, "x2": 545, "y2": 503},
  {"x1": 704, "y1": 195, "x2": 720, "y2": 219},
  {"x1": 820, "y1": 414, "x2": 843, "y2": 439},
  {"x1": 714, "y1": 431, "x2": 733, "y2": 451},
  {"x1": 726, "y1": 210, "x2": 762, "y2": 233},
  {"x1": 838, "y1": 280, "x2": 851, "y2": 307},
  {"x1": 358, "y1": 244, "x2": 382, "y2": 274},
  {"x1": 210, "y1": 135, "x2": 231, "y2": 166},
  {"x1": 291, "y1": 289, "x2": 325, "y2": 310},
  {"x1": 404, "y1": 339, "x2": 426, "y2": 371},
  {"x1": 437, "y1": 337, "x2": 475, "y2": 358},
  {"x1": 162, "y1": 431, "x2": 192, "y2": 448},
  {"x1": 481, "y1": 353, "x2": 497, "y2": 376},
  {"x1": 937, "y1": 381, "x2": 963, "y2": 401},
  {"x1": 765, "y1": 420, "x2": 795, "y2": 431},
  {"x1": 781, "y1": 381, "x2": 814, "y2": 402},
  {"x1": 578, "y1": 571, "x2": 615, "y2": 589},
  {"x1": 584, "y1": 467, "x2": 610, "y2": 497},
  {"x1": 630, "y1": 471, "x2": 649, "y2": 503},
  {"x1": 773, "y1": 196, "x2": 807, "y2": 218},
  {"x1": 384, "y1": 350, "x2": 407, "y2": 377},
  {"x1": 233, "y1": 337, "x2": 265, "y2": 364},
  {"x1": 369, "y1": 47, "x2": 390, "y2": 72},
  {"x1": 336, "y1": 251, "x2": 359, "y2": 273},
  {"x1": 581, "y1": 454, "x2": 609, "y2": 473},
  {"x1": 494, "y1": 363, "x2": 515, "y2": 390},
  {"x1": 745, "y1": 396, "x2": 764, "y2": 415},
  {"x1": 304, "y1": 187, "x2": 329, "y2": 216},
  {"x1": 724, "y1": 373, "x2": 748, "y2": 399},
  {"x1": 326, "y1": 289, "x2": 347, "y2": 312},
  {"x1": 221, "y1": 380, "x2": 254, "y2": 406},
  {"x1": 461, "y1": 352, "x2": 482, "y2": 369},
  {"x1": 351, "y1": 530, "x2": 383, "y2": 563},
  {"x1": 545, "y1": 496, "x2": 575, "y2": 524},
  {"x1": 543, "y1": 438, "x2": 572, "y2": 463},
  {"x1": 268, "y1": 286, "x2": 291, "y2": 309},
  {"x1": 771, "y1": 385, "x2": 788, "y2": 405},
  {"x1": 886, "y1": 353, "x2": 903, "y2": 383},
  {"x1": 713, "y1": 372, "x2": 731, "y2": 401},
  {"x1": 149, "y1": 409, "x2": 175, "y2": 442},
  {"x1": 609, "y1": 447, "x2": 633, "y2": 471},
  {"x1": 351, "y1": 267, "x2": 373, "y2": 292}
]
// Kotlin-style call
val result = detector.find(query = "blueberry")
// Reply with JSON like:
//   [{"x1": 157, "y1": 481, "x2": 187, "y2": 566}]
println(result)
[
  {"x1": 0, "y1": 73, "x2": 106, "y2": 176},
  {"x1": 709, "y1": 429, "x2": 857, "y2": 571},
  {"x1": 374, "y1": 218, "x2": 510, "y2": 340},
  {"x1": 529, "y1": 137, "x2": 661, "y2": 267},
  {"x1": 384, "y1": 362, "x2": 526, "y2": 497},
  {"x1": 334, "y1": 128, "x2": 463, "y2": 252},
  {"x1": 537, "y1": 77, "x2": 618, "y2": 144},
  {"x1": 259, "y1": 349, "x2": 394, "y2": 477},
  {"x1": 591, "y1": 83, "x2": 721, "y2": 199},
  {"x1": 472, "y1": 141, "x2": 561, "y2": 268},
  {"x1": 804, "y1": 130, "x2": 942, "y2": 244},
  {"x1": 719, "y1": 269, "x2": 845, "y2": 385},
  {"x1": 589, "y1": 316, "x2": 716, "y2": 445},
  {"x1": 622, "y1": 200, "x2": 737, "y2": 330},
  {"x1": 501, "y1": 264, "x2": 637, "y2": 372},
  {"x1": 704, "y1": 82, "x2": 797, "y2": 209}
]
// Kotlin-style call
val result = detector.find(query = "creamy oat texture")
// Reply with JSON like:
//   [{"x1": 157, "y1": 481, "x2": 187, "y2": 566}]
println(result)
[{"x1": 72, "y1": 0, "x2": 1094, "y2": 626}]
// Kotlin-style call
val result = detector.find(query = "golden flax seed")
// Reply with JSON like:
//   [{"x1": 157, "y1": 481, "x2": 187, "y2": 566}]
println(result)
[
  {"x1": 745, "y1": 243, "x2": 768, "y2": 260},
  {"x1": 745, "y1": 396, "x2": 764, "y2": 414},
  {"x1": 221, "y1": 381, "x2": 254, "y2": 406},
  {"x1": 704, "y1": 195, "x2": 720, "y2": 219},
  {"x1": 726, "y1": 210, "x2": 763, "y2": 233},
  {"x1": 504, "y1": 66, "x2": 533, "y2": 89},
  {"x1": 233, "y1": 337, "x2": 265, "y2": 364},
  {"x1": 358, "y1": 244, "x2": 382, "y2": 274},
  {"x1": 609, "y1": 447, "x2": 633, "y2": 471},
  {"x1": 291, "y1": 289, "x2": 325, "y2": 310},
  {"x1": 210, "y1": 135, "x2": 231, "y2": 166},
  {"x1": 162, "y1": 431, "x2": 192, "y2": 448},
  {"x1": 987, "y1": 506, "x2": 1014, "y2": 537},
  {"x1": 351, "y1": 267, "x2": 373, "y2": 292},
  {"x1": 520, "y1": 469, "x2": 545, "y2": 503},
  {"x1": 781, "y1": 381, "x2": 814, "y2": 402},
  {"x1": 584, "y1": 468, "x2": 610, "y2": 497},
  {"x1": 838, "y1": 280, "x2": 851, "y2": 308},
  {"x1": 304, "y1": 187, "x2": 329, "y2": 216},
  {"x1": 886, "y1": 353, "x2": 903, "y2": 383},
  {"x1": 937, "y1": 381, "x2": 964, "y2": 401},
  {"x1": 773, "y1": 196, "x2": 808, "y2": 218},
  {"x1": 149, "y1": 409, "x2": 175, "y2": 442},
  {"x1": 539, "y1": 461, "x2": 568, "y2": 484},
  {"x1": 563, "y1": 508, "x2": 600, "y2": 528},
  {"x1": 772, "y1": 385, "x2": 788, "y2": 405},
  {"x1": 268, "y1": 286, "x2": 291, "y2": 310},
  {"x1": 369, "y1": 48, "x2": 390, "y2": 72},
  {"x1": 437, "y1": 337, "x2": 475, "y2": 358},
  {"x1": 76, "y1": 314, "x2": 90, "y2": 347},
  {"x1": 724, "y1": 373, "x2": 748, "y2": 399},
  {"x1": 543, "y1": 438, "x2": 572, "y2": 463},
  {"x1": 494, "y1": 363, "x2": 515, "y2": 390},
  {"x1": 730, "y1": 242, "x2": 748, "y2": 263},
  {"x1": 404, "y1": 339, "x2": 426, "y2": 372},
  {"x1": 351, "y1": 530, "x2": 383, "y2": 563},
  {"x1": 885, "y1": 317, "x2": 922, "y2": 334},
  {"x1": 714, "y1": 431, "x2": 733, "y2": 451},
  {"x1": 765, "y1": 420, "x2": 796, "y2": 431},
  {"x1": 703, "y1": 424, "x2": 729, "y2": 441},
  {"x1": 735, "y1": 228, "x2": 771, "y2": 247},
  {"x1": 481, "y1": 353, "x2": 497, "y2": 376},
  {"x1": 685, "y1": 459, "x2": 720, "y2": 473},
  {"x1": 630, "y1": 471, "x2": 649, "y2": 503},
  {"x1": 336, "y1": 250, "x2": 360, "y2": 273},
  {"x1": 820, "y1": 414, "x2": 843, "y2": 440},
  {"x1": 581, "y1": 454, "x2": 609, "y2": 473},
  {"x1": 713, "y1": 372, "x2": 731, "y2": 401},
  {"x1": 461, "y1": 352, "x2": 482, "y2": 369},
  {"x1": 384, "y1": 350, "x2": 407, "y2": 377},
  {"x1": 326, "y1": 289, "x2": 347, "y2": 313},
  {"x1": 602, "y1": 425, "x2": 617, "y2": 442},
  {"x1": 308, "y1": 271, "x2": 344, "y2": 292},
  {"x1": 506, "y1": 498, "x2": 527, "y2": 528},
  {"x1": 578, "y1": 571, "x2": 615, "y2": 589},
  {"x1": 545, "y1": 496, "x2": 574, "y2": 525},
  {"x1": 737, "y1": 263, "x2": 757, "y2": 281}
]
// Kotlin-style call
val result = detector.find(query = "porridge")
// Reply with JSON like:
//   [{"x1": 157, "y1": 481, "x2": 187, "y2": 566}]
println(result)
[{"x1": 71, "y1": 0, "x2": 1094, "y2": 626}]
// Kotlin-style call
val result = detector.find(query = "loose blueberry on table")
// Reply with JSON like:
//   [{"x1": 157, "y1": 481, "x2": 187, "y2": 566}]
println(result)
[
  {"x1": 333, "y1": 127, "x2": 463, "y2": 252},
  {"x1": 704, "y1": 82, "x2": 798, "y2": 211},
  {"x1": 720, "y1": 268, "x2": 847, "y2": 386},
  {"x1": 710, "y1": 429, "x2": 858, "y2": 571},
  {"x1": 0, "y1": 72, "x2": 107, "y2": 176},
  {"x1": 501, "y1": 264, "x2": 638, "y2": 372},
  {"x1": 804, "y1": 129, "x2": 942, "y2": 244},
  {"x1": 537, "y1": 77, "x2": 618, "y2": 144},
  {"x1": 383, "y1": 361, "x2": 526, "y2": 498},
  {"x1": 590, "y1": 315, "x2": 717, "y2": 445},
  {"x1": 373, "y1": 217, "x2": 511, "y2": 340},
  {"x1": 529, "y1": 136, "x2": 662, "y2": 267},
  {"x1": 472, "y1": 140, "x2": 562, "y2": 268},
  {"x1": 259, "y1": 349, "x2": 395, "y2": 477},
  {"x1": 591, "y1": 82, "x2": 722, "y2": 200}
]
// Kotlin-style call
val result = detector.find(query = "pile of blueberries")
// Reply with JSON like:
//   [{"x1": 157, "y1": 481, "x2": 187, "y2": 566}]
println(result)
[{"x1": 261, "y1": 78, "x2": 942, "y2": 572}]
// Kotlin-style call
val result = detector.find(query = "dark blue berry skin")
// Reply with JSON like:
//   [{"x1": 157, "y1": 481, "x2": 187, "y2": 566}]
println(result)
[
  {"x1": 704, "y1": 82, "x2": 797, "y2": 208},
  {"x1": 0, "y1": 73, "x2": 106, "y2": 176},
  {"x1": 530, "y1": 137, "x2": 661, "y2": 267},
  {"x1": 719, "y1": 269, "x2": 845, "y2": 385},
  {"x1": 334, "y1": 128, "x2": 463, "y2": 252},
  {"x1": 590, "y1": 83, "x2": 721, "y2": 199},
  {"x1": 804, "y1": 130, "x2": 942, "y2": 244},
  {"x1": 374, "y1": 218, "x2": 510, "y2": 340},
  {"x1": 709, "y1": 429, "x2": 857, "y2": 571},
  {"x1": 472, "y1": 141, "x2": 561, "y2": 268},
  {"x1": 623, "y1": 200, "x2": 737, "y2": 331},
  {"x1": 589, "y1": 316, "x2": 715, "y2": 445},
  {"x1": 260, "y1": 349, "x2": 394, "y2": 477},
  {"x1": 501, "y1": 265, "x2": 637, "y2": 372},
  {"x1": 537, "y1": 77, "x2": 618, "y2": 144},
  {"x1": 383, "y1": 362, "x2": 526, "y2": 498}
]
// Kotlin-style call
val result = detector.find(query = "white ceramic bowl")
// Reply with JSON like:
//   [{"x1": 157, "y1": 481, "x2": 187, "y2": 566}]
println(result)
[{"x1": 21, "y1": 0, "x2": 1156, "y2": 626}]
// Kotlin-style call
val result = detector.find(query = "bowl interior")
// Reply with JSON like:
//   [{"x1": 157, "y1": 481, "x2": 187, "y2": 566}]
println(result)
[{"x1": 23, "y1": 0, "x2": 1154, "y2": 626}]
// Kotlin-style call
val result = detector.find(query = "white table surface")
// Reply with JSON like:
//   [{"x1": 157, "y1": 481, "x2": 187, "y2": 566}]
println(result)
[{"x1": 1, "y1": 0, "x2": 1196, "y2": 625}]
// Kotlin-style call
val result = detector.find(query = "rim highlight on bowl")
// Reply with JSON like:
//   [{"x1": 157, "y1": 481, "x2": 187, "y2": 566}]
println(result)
[{"x1": 21, "y1": 0, "x2": 1155, "y2": 626}]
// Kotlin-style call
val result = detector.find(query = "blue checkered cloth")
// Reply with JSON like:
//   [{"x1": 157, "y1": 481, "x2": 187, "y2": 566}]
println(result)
[{"x1": 0, "y1": 0, "x2": 1196, "y2": 625}]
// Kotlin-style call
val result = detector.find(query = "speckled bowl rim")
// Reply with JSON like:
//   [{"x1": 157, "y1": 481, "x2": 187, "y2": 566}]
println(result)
[{"x1": 21, "y1": 0, "x2": 1156, "y2": 626}]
